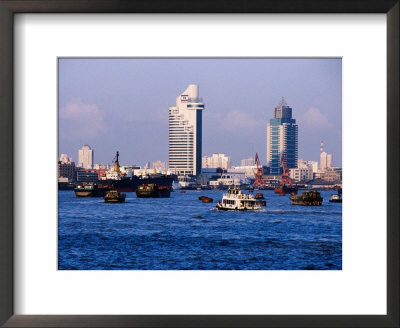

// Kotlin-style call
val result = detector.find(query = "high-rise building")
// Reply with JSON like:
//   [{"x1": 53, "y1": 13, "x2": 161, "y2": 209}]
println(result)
[
  {"x1": 319, "y1": 142, "x2": 332, "y2": 169},
  {"x1": 78, "y1": 144, "x2": 93, "y2": 169},
  {"x1": 266, "y1": 98, "x2": 298, "y2": 175},
  {"x1": 168, "y1": 84, "x2": 205, "y2": 176},
  {"x1": 202, "y1": 153, "x2": 231, "y2": 170}
]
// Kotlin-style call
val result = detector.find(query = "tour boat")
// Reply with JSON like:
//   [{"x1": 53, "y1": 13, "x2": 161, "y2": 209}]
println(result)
[{"x1": 216, "y1": 187, "x2": 261, "y2": 211}]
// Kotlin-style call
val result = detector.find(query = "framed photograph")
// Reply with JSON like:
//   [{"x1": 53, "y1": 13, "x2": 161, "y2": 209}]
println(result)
[{"x1": 0, "y1": 1, "x2": 398, "y2": 327}]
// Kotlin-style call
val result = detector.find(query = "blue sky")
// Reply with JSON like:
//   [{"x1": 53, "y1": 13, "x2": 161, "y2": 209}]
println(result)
[{"x1": 59, "y1": 58, "x2": 342, "y2": 167}]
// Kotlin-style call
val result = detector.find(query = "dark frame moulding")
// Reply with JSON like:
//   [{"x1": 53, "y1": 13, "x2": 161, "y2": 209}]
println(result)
[{"x1": 0, "y1": 0, "x2": 398, "y2": 327}]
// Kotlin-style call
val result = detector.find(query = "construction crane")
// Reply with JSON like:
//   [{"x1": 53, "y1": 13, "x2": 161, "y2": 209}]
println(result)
[
  {"x1": 280, "y1": 153, "x2": 293, "y2": 186},
  {"x1": 274, "y1": 153, "x2": 297, "y2": 195},
  {"x1": 253, "y1": 153, "x2": 265, "y2": 187}
]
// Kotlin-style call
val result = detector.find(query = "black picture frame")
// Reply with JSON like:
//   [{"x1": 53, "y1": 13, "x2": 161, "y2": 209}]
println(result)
[{"x1": 0, "y1": 1, "x2": 398, "y2": 327}]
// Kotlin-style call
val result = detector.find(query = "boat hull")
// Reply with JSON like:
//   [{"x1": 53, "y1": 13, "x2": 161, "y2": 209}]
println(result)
[
  {"x1": 104, "y1": 191, "x2": 126, "y2": 203},
  {"x1": 104, "y1": 175, "x2": 174, "y2": 192},
  {"x1": 274, "y1": 185, "x2": 298, "y2": 195},
  {"x1": 136, "y1": 184, "x2": 171, "y2": 198},
  {"x1": 290, "y1": 190, "x2": 323, "y2": 206}
]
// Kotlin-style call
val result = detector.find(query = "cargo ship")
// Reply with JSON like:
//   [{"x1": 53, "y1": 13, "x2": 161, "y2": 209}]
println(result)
[
  {"x1": 290, "y1": 190, "x2": 323, "y2": 206},
  {"x1": 136, "y1": 184, "x2": 171, "y2": 198},
  {"x1": 101, "y1": 152, "x2": 174, "y2": 192}
]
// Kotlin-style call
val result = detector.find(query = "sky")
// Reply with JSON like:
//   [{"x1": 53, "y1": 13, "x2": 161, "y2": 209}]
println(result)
[{"x1": 58, "y1": 58, "x2": 342, "y2": 167}]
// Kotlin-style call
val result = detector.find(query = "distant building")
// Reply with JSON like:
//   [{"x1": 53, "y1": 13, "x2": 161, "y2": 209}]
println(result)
[
  {"x1": 93, "y1": 163, "x2": 106, "y2": 170},
  {"x1": 241, "y1": 157, "x2": 255, "y2": 166},
  {"x1": 58, "y1": 157, "x2": 75, "y2": 183},
  {"x1": 289, "y1": 167, "x2": 313, "y2": 182},
  {"x1": 202, "y1": 153, "x2": 231, "y2": 170},
  {"x1": 315, "y1": 167, "x2": 342, "y2": 182},
  {"x1": 168, "y1": 84, "x2": 205, "y2": 176},
  {"x1": 266, "y1": 98, "x2": 298, "y2": 175},
  {"x1": 78, "y1": 144, "x2": 93, "y2": 169},
  {"x1": 75, "y1": 168, "x2": 98, "y2": 182},
  {"x1": 59, "y1": 153, "x2": 72, "y2": 164},
  {"x1": 319, "y1": 141, "x2": 333, "y2": 169},
  {"x1": 298, "y1": 159, "x2": 318, "y2": 173},
  {"x1": 152, "y1": 160, "x2": 167, "y2": 172},
  {"x1": 327, "y1": 154, "x2": 333, "y2": 168}
]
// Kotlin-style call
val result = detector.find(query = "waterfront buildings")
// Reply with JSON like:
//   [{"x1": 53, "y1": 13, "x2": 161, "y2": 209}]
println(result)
[
  {"x1": 58, "y1": 154, "x2": 75, "y2": 182},
  {"x1": 266, "y1": 98, "x2": 298, "y2": 175},
  {"x1": 289, "y1": 167, "x2": 313, "y2": 182},
  {"x1": 78, "y1": 144, "x2": 93, "y2": 169},
  {"x1": 241, "y1": 156, "x2": 255, "y2": 166},
  {"x1": 202, "y1": 153, "x2": 231, "y2": 170},
  {"x1": 168, "y1": 84, "x2": 205, "y2": 176}
]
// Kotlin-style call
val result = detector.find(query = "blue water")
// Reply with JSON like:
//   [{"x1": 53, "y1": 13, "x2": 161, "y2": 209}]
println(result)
[{"x1": 58, "y1": 190, "x2": 342, "y2": 270}]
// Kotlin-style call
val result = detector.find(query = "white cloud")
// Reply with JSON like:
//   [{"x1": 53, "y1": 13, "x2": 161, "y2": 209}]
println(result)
[
  {"x1": 218, "y1": 110, "x2": 261, "y2": 134},
  {"x1": 59, "y1": 99, "x2": 106, "y2": 139},
  {"x1": 299, "y1": 107, "x2": 332, "y2": 129}
]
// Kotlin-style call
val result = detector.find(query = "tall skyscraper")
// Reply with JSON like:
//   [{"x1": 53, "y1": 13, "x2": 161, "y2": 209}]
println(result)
[
  {"x1": 168, "y1": 84, "x2": 205, "y2": 176},
  {"x1": 78, "y1": 144, "x2": 93, "y2": 169},
  {"x1": 266, "y1": 98, "x2": 298, "y2": 175}
]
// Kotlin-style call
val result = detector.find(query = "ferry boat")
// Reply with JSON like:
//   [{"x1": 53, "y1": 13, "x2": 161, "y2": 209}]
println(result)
[
  {"x1": 290, "y1": 190, "x2": 323, "y2": 206},
  {"x1": 216, "y1": 187, "x2": 261, "y2": 211},
  {"x1": 136, "y1": 184, "x2": 171, "y2": 198},
  {"x1": 104, "y1": 190, "x2": 126, "y2": 203}
]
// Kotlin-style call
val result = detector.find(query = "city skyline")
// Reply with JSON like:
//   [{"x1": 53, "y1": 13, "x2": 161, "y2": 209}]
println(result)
[{"x1": 59, "y1": 58, "x2": 342, "y2": 167}]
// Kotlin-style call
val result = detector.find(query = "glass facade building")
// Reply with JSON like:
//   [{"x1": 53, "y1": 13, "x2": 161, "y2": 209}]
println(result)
[
  {"x1": 168, "y1": 84, "x2": 205, "y2": 176},
  {"x1": 266, "y1": 99, "x2": 298, "y2": 175}
]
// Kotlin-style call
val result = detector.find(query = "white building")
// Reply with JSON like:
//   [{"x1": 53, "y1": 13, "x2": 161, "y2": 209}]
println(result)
[
  {"x1": 152, "y1": 160, "x2": 167, "y2": 172},
  {"x1": 289, "y1": 167, "x2": 313, "y2": 182},
  {"x1": 168, "y1": 84, "x2": 205, "y2": 176},
  {"x1": 241, "y1": 157, "x2": 255, "y2": 166},
  {"x1": 320, "y1": 152, "x2": 333, "y2": 169},
  {"x1": 59, "y1": 153, "x2": 72, "y2": 164},
  {"x1": 298, "y1": 159, "x2": 318, "y2": 172},
  {"x1": 78, "y1": 144, "x2": 93, "y2": 169},
  {"x1": 202, "y1": 153, "x2": 231, "y2": 170},
  {"x1": 320, "y1": 151, "x2": 327, "y2": 169},
  {"x1": 327, "y1": 154, "x2": 333, "y2": 168}
]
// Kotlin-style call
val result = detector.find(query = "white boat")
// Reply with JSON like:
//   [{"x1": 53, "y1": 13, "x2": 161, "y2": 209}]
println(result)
[{"x1": 216, "y1": 187, "x2": 261, "y2": 211}]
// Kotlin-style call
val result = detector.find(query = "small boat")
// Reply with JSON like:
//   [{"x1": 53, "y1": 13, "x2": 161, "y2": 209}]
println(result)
[
  {"x1": 74, "y1": 182, "x2": 110, "y2": 197},
  {"x1": 104, "y1": 190, "x2": 126, "y2": 203},
  {"x1": 136, "y1": 184, "x2": 171, "y2": 198},
  {"x1": 216, "y1": 187, "x2": 261, "y2": 211},
  {"x1": 180, "y1": 190, "x2": 186, "y2": 194},
  {"x1": 199, "y1": 196, "x2": 213, "y2": 203},
  {"x1": 329, "y1": 194, "x2": 342, "y2": 203},
  {"x1": 255, "y1": 193, "x2": 264, "y2": 199},
  {"x1": 290, "y1": 190, "x2": 323, "y2": 206},
  {"x1": 274, "y1": 184, "x2": 298, "y2": 196}
]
